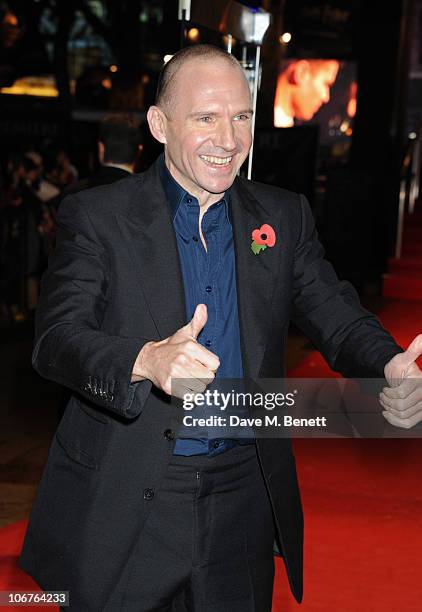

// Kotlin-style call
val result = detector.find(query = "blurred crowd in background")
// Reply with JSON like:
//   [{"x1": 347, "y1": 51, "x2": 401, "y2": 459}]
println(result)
[
  {"x1": 0, "y1": 114, "x2": 143, "y2": 323},
  {"x1": 0, "y1": 146, "x2": 75, "y2": 322}
]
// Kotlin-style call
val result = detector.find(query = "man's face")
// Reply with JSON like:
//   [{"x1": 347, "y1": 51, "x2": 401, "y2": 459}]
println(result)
[
  {"x1": 150, "y1": 58, "x2": 253, "y2": 199},
  {"x1": 293, "y1": 60, "x2": 339, "y2": 121}
]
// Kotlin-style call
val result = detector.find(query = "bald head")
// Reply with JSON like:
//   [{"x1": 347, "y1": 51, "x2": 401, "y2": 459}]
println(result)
[
  {"x1": 147, "y1": 44, "x2": 253, "y2": 206},
  {"x1": 156, "y1": 44, "x2": 250, "y2": 115}
]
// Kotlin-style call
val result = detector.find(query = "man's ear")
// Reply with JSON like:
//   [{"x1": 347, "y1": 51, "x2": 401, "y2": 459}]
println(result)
[
  {"x1": 147, "y1": 106, "x2": 167, "y2": 144},
  {"x1": 291, "y1": 60, "x2": 311, "y2": 85}
]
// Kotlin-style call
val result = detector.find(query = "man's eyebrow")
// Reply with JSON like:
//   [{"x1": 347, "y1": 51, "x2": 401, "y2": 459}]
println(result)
[
  {"x1": 188, "y1": 109, "x2": 254, "y2": 118},
  {"x1": 188, "y1": 111, "x2": 219, "y2": 118},
  {"x1": 235, "y1": 109, "x2": 254, "y2": 116}
]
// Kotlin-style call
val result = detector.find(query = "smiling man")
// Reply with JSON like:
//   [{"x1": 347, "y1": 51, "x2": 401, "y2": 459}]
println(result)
[{"x1": 20, "y1": 44, "x2": 422, "y2": 611}]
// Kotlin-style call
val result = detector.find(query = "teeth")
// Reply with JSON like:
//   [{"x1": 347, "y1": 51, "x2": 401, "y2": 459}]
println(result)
[{"x1": 200, "y1": 155, "x2": 232, "y2": 165}]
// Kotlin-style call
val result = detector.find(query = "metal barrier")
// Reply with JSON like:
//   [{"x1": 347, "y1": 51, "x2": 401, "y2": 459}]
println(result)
[{"x1": 395, "y1": 125, "x2": 422, "y2": 258}]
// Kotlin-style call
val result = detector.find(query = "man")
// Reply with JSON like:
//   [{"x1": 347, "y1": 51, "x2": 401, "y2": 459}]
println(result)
[
  {"x1": 20, "y1": 44, "x2": 422, "y2": 611},
  {"x1": 55, "y1": 114, "x2": 142, "y2": 421},
  {"x1": 274, "y1": 59, "x2": 340, "y2": 127},
  {"x1": 61, "y1": 113, "x2": 142, "y2": 198},
  {"x1": 24, "y1": 150, "x2": 60, "y2": 203}
]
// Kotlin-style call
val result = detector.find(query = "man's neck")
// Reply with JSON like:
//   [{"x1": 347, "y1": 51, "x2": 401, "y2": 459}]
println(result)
[
  {"x1": 103, "y1": 162, "x2": 134, "y2": 174},
  {"x1": 164, "y1": 155, "x2": 224, "y2": 213}
]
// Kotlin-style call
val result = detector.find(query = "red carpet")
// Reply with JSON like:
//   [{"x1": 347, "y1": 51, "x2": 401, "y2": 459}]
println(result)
[
  {"x1": 1, "y1": 300, "x2": 421, "y2": 611},
  {"x1": 274, "y1": 298, "x2": 422, "y2": 611},
  {"x1": 0, "y1": 520, "x2": 48, "y2": 611}
]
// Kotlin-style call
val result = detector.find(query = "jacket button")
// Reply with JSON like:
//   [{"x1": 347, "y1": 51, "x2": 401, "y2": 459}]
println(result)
[
  {"x1": 164, "y1": 429, "x2": 175, "y2": 440},
  {"x1": 143, "y1": 488, "x2": 154, "y2": 501}
]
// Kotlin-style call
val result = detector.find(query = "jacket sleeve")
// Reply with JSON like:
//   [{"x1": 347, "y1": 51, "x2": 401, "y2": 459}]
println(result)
[
  {"x1": 291, "y1": 194, "x2": 403, "y2": 377},
  {"x1": 32, "y1": 194, "x2": 152, "y2": 418}
]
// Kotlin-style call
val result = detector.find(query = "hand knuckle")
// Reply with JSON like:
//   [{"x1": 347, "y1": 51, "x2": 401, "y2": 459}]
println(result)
[
  {"x1": 176, "y1": 352, "x2": 187, "y2": 366},
  {"x1": 169, "y1": 364, "x2": 179, "y2": 378},
  {"x1": 184, "y1": 340, "x2": 195, "y2": 353}
]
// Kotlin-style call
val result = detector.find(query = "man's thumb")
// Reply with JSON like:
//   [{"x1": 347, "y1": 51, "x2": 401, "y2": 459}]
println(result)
[
  {"x1": 187, "y1": 304, "x2": 208, "y2": 339},
  {"x1": 403, "y1": 334, "x2": 422, "y2": 371}
]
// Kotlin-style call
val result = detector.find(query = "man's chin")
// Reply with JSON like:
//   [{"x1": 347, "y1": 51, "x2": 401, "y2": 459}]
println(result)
[
  {"x1": 199, "y1": 171, "x2": 239, "y2": 194},
  {"x1": 204, "y1": 178, "x2": 236, "y2": 195}
]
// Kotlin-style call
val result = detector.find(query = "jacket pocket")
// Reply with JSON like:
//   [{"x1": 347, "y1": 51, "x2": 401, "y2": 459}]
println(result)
[{"x1": 56, "y1": 396, "x2": 110, "y2": 470}]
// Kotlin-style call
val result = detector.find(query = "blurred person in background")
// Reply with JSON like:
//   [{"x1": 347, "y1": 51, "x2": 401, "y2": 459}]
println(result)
[
  {"x1": 0, "y1": 155, "x2": 27, "y2": 320},
  {"x1": 61, "y1": 113, "x2": 142, "y2": 201},
  {"x1": 0, "y1": 153, "x2": 57, "y2": 320},
  {"x1": 0, "y1": 156, "x2": 42, "y2": 319},
  {"x1": 274, "y1": 58, "x2": 340, "y2": 127},
  {"x1": 45, "y1": 148, "x2": 78, "y2": 188},
  {"x1": 24, "y1": 150, "x2": 60, "y2": 203}
]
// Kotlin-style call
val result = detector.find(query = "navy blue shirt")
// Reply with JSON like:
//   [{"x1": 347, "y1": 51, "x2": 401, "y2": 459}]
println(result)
[{"x1": 159, "y1": 156, "x2": 247, "y2": 456}]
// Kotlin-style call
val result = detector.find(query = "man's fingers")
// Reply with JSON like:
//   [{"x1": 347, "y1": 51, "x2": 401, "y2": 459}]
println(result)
[
  {"x1": 380, "y1": 379, "x2": 422, "y2": 408},
  {"x1": 382, "y1": 409, "x2": 422, "y2": 429},
  {"x1": 171, "y1": 378, "x2": 207, "y2": 400},
  {"x1": 380, "y1": 375, "x2": 422, "y2": 430},
  {"x1": 379, "y1": 396, "x2": 422, "y2": 419},
  {"x1": 185, "y1": 341, "x2": 220, "y2": 372},
  {"x1": 169, "y1": 356, "x2": 216, "y2": 397}
]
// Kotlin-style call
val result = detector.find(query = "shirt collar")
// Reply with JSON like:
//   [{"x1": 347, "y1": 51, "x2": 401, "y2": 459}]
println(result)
[{"x1": 158, "y1": 153, "x2": 231, "y2": 223}]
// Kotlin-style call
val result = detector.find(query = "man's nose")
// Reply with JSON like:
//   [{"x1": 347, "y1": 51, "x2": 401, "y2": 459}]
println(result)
[{"x1": 213, "y1": 120, "x2": 236, "y2": 151}]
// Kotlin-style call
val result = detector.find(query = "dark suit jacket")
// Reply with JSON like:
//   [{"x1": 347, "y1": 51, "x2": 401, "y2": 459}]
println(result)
[
  {"x1": 57, "y1": 165, "x2": 131, "y2": 206},
  {"x1": 19, "y1": 158, "x2": 402, "y2": 610}
]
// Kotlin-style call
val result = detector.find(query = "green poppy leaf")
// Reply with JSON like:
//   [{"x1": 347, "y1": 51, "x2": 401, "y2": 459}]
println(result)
[{"x1": 251, "y1": 241, "x2": 267, "y2": 255}]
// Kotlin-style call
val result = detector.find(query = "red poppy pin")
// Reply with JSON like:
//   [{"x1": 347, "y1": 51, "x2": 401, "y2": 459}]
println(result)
[{"x1": 251, "y1": 224, "x2": 276, "y2": 255}]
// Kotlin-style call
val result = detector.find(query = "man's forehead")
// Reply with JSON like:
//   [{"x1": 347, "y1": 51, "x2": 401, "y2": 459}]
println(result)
[{"x1": 176, "y1": 56, "x2": 247, "y2": 87}]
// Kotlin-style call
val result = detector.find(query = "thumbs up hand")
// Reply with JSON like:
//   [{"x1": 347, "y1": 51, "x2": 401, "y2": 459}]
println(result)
[
  {"x1": 380, "y1": 334, "x2": 422, "y2": 428},
  {"x1": 131, "y1": 304, "x2": 220, "y2": 398}
]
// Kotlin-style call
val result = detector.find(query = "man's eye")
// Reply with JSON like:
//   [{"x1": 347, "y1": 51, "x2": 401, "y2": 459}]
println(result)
[
  {"x1": 199, "y1": 116, "x2": 213, "y2": 123},
  {"x1": 234, "y1": 114, "x2": 251, "y2": 121}
]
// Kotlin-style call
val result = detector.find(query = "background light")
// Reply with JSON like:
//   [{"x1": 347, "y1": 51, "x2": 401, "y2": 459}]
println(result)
[
  {"x1": 187, "y1": 27, "x2": 200, "y2": 42},
  {"x1": 279, "y1": 32, "x2": 292, "y2": 44}
]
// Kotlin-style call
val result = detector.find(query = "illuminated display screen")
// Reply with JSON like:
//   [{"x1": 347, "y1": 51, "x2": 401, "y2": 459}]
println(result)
[{"x1": 273, "y1": 58, "x2": 357, "y2": 144}]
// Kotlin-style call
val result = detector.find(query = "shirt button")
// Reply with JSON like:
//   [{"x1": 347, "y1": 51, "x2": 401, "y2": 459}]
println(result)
[
  {"x1": 205, "y1": 286, "x2": 212, "y2": 293},
  {"x1": 192, "y1": 236, "x2": 198, "y2": 242},
  {"x1": 163, "y1": 428, "x2": 175, "y2": 441},
  {"x1": 205, "y1": 340, "x2": 212, "y2": 347},
  {"x1": 186, "y1": 197, "x2": 192, "y2": 203},
  {"x1": 213, "y1": 440, "x2": 222, "y2": 449},
  {"x1": 143, "y1": 488, "x2": 154, "y2": 501}
]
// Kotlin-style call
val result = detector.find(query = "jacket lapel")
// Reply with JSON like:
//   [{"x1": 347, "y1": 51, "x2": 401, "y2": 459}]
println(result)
[
  {"x1": 230, "y1": 179, "x2": 281, "y2": 379},
  {"x1": 116, "y1": 162, "x2": 280, "y2": 378},
  {"x1": 115, "y1": 162, "x2": 187, "y2": 340}
]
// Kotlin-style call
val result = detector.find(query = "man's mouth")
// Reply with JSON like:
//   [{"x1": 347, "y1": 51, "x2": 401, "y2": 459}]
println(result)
[{"x1": 199, "y1": 155, "x2": 233, "y2": 167}]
